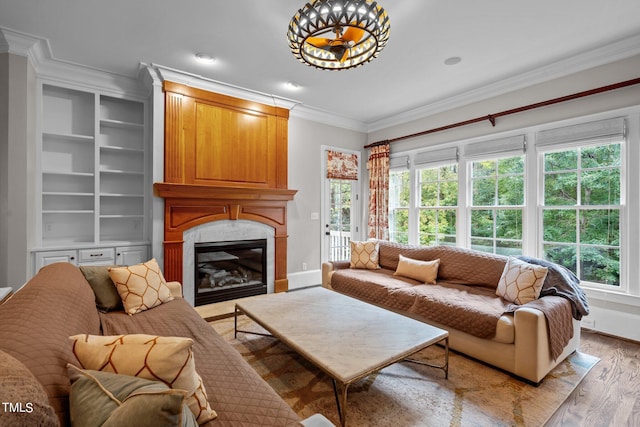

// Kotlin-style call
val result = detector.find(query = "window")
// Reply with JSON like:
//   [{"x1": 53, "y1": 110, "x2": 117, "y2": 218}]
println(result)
[
  {"x1": 470, "y1": 156, "x2": 524, "y2": 255},
  {"x1": 389, "y1": 169, "x2": 409, "y2": 243},
  {"x1": 541, "y1": 143, "x2": 622, "y2": 286},
  {"x1": 418, "y1": 164, "x2": 457, "y2": 246}
]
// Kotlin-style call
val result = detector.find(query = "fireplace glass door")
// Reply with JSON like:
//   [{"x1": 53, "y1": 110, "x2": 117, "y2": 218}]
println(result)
[{"x1": 194, "y1": 239, "x2": 267, "y2": 306}]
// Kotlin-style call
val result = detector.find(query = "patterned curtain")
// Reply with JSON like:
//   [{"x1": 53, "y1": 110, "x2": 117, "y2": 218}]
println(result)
[
  {"x1": 367, "y1": 143, "x2": 390, "y2": 240},
  {"x1": 326, "y1": 150, "x2": 359, "y2": 180}
]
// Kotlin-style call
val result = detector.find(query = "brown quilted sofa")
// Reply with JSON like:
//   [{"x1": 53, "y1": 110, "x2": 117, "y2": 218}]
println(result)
[
  {"x1": 0, "y1": 262, "x2": 305, "y2": 427},
  {"x1": 322, "y1": 241, "x2": 583, "y2": 384}
]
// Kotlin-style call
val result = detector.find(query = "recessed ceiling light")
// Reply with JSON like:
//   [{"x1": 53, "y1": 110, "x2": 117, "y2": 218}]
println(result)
[
  {"x1": 444, "y1": 56, "x2": 462, "y2": 66},
  {"x1": 284, "y1": 81, "x2": 302, "y2": 91},
  {"x1": 195, "y1": 53, "x2": 216, "y2": 64}
]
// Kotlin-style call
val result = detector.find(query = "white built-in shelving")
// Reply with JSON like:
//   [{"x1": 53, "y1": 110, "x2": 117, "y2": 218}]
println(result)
[{"x1": 34, "y1": 83, "x2": 149, "y2": 271}]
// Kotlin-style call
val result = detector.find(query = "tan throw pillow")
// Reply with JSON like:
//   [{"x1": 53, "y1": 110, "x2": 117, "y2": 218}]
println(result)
[
  {"x1": 108, "y1": 258, "x2": 173, "y2": 315},
  {"x1": 350, "y1": 240, "x2": 380, "y2": 269},
  {"x1": 496, "y1": 257, "x2": 548, "y2": 305},
  {"x1": 393, "y1": 254, "x2": 440, "y2": 284},
  {"x1": 69, "y1": 334, "x2": 217, "y2": 425}
]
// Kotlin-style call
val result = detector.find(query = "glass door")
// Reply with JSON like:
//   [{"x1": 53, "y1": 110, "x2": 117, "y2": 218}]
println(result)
[{"x1": 322, "y1": 147, "x2": 360, "y2": 262}]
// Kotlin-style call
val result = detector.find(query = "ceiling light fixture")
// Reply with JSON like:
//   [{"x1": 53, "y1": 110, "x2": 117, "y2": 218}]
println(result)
[
  {"x1": 195, "y1": 53, "x2": 216, "y2": 64},
  {"x1": 287, "y1": 0, "x2": 390, "y2": 70}
]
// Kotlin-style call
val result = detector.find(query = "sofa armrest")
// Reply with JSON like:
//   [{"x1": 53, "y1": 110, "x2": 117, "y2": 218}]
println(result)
[
  {"x1": 166, "y1": 281, "x2": 183, "y2": 298},
  {"x1": 321, "y1": 261, "x2": 350, "y2": 289}
]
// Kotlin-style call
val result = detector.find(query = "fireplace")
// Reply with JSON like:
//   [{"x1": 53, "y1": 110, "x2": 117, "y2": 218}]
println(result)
[{"x1": 194, "y1": 239, "x2": 267, "y2": 306}]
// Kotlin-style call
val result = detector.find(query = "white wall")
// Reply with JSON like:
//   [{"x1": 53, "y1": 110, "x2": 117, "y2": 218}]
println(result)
[
  {"x1": 0, "y1": 53, "x2": 35, "y2": 289},
  {"x1": 287, "y1": 116, "x2": 367, "y2": 289}
]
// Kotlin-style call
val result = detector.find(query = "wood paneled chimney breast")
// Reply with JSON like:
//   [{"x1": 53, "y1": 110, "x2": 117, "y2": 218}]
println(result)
[{"x1": 155, "y1": 81, "x2": 296, "y2": 293}]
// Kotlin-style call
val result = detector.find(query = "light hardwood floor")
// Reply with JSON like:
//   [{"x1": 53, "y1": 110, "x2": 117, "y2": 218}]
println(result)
[{"x1": 546, "y1": 329, "x2": 640, "y2": 426}]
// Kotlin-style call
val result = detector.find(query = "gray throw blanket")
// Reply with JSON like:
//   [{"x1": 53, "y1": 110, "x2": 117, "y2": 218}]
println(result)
[{"x1": 517, "y1": 256, "x2": 590, "y2": 320}]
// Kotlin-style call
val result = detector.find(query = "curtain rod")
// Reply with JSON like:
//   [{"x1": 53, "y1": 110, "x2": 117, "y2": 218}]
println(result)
[{"x1": 364, "y1": 77, "x2": 640, "y2": 149}]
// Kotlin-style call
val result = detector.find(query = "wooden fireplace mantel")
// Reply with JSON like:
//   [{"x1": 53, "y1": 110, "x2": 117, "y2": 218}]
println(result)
[{"x1": 154, "y1": 182, "x2": 297, "y2": 293}]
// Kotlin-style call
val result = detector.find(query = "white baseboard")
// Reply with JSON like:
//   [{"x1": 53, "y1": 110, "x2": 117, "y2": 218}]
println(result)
[{"x1": 287, "y1": 269, "x2": 322, "y2": 291}]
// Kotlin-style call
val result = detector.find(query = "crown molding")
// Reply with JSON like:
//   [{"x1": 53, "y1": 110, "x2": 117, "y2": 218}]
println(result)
[
  {"x1": 0, "y1": 26, "x2": 147, "y2": 99},
  {"x1": 366, "y1": 33, "x2": 640, "y2": 133},
  {"x1": 145, "y1": 64, "x2": 300, "y2": 110}
]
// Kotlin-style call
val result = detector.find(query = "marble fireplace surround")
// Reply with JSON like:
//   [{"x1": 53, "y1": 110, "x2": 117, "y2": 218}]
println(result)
[
  {"x1": 183, "y1": 220, "x2": 274, "y2": 307},
  {"x1": 154, "y1": 183, "x2": 297, "y2": 304}
]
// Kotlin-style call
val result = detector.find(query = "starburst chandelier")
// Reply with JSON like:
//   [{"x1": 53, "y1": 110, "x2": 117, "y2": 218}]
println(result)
[{"x1": 287, "y1": 0, "x2": 391, "y2": 70}]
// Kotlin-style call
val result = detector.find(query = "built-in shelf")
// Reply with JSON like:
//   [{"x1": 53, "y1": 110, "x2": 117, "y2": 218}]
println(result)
[{"x1": 37, "y1": 83, "x2": 148, "y2": 250}]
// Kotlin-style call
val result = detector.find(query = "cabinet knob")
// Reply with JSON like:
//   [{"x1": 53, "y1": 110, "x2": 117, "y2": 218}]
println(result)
[{"x1": 70, "y1": 256, "x2": 75, "y2": 260}]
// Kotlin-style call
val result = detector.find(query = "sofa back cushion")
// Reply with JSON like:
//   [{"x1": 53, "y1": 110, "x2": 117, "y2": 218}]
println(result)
[
  {"x1": 378, "y1": 241, "x2": 507, "y2": 289},
  {"x1": 0, "y1": 262, "x2": 101, "y2": 427}
]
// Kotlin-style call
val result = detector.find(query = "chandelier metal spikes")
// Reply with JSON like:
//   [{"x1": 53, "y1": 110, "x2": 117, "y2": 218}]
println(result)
[{"x1": 287, "y1": 0, "x2": 391, "y2": 70}]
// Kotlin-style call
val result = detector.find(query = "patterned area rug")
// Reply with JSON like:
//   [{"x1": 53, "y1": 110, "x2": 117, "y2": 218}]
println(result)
[{"x1": 210, "y1": 316, "x2": 599, "y2": 427}]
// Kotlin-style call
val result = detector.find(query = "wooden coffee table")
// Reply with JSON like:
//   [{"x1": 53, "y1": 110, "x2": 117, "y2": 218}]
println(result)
[{"x1": 234, "y1": 287, "x2": 449, "y2": 426}]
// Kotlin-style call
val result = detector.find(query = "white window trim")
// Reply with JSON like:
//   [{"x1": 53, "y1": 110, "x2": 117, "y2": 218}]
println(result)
[{"x1": 387, "y1": 106, "x2": 640, "y2": 303}]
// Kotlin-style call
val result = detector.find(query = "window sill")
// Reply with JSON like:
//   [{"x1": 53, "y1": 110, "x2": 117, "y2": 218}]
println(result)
[{"x1": 583, "y1": 287, "x2": 640, "y2": 308}]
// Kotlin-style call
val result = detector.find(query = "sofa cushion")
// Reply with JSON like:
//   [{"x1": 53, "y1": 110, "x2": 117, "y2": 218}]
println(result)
[
  {"x1": 393, "y1": 255, "x2": 439, "y2": 284},
  {"x1": 496, "y1": 257, "x2": 548, "y2": 305},
  {"x1": 350, "y1": 240, "x2": 380, "y2": 269},
  {"x1": 79, "y1": 265, "x2": 122, "y2": 312},
  {"x1": 97, "y1": 298, "x2": 302, "y2": 426},
  {"x1": 69, "y1": 334, "x2": 216, "y2": 425},
  {"x1": 68, "y1": 364, "x2": 197, "y2": 427},
  {"x1": 108, "y1": 259, "x2": 173, "y2": 315},
  {"x1": 378, "y1": 241, "x2": 507, "y2": 289},
  {"x1": 0, "y1": 349, "x2": 58, "y2": 427},
  {"x1": 331, "y1": 268, "x2": 419, "y2": 312}
]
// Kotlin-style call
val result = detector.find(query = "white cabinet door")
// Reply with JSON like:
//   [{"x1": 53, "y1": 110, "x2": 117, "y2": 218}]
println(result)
[
  {"x1": 34, "y1": 250, "x2": 78, "y2": 273},
  {"x1": 116, "y1": 245, "x2": 149, "y2": 266}
]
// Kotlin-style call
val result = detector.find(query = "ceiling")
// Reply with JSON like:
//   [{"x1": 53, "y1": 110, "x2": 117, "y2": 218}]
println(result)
[{"x1": 1, "y1": 0, "x2": 640, "y2": 130}]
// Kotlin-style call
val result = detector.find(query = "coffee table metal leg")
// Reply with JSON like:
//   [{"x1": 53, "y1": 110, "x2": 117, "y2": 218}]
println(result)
[
  {"x1": 332, "y1": 379, "x2": 350, "y2": 427},
  {"x1": 404, "y1": 336, "x2": 449, "y2": 379}
]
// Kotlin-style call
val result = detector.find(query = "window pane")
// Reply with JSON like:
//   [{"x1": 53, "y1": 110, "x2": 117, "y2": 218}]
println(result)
[
  {"x1": 580, "y1": 246, "x2": 619, "y2": 286},
  {"x1": 420, "y1": 181, "x2": 438, "y2": 206},
  {"x1": 473, "y1": 160, "x2": 495, "y2": 177},
  {"x1": 545, "y1": 150, "x2": 577, "y2": 172},
  {"x1": 545, "y1": 172, "x2": 577, "y2": 205},
  {"x1": 440, "y1": 209, "x2": 457, "y2": 237},
  {"x1": 471, "y1": 209, "x2": 493, "y2": 238},
  {"x1": 496, "y1": 209, "x2": 522, "y2": 239},
  {"x1": 440, "y1": 179, "x2": 458, "y2": 206},
  {"x1": 419, "y1": 209, "x2": 436, "y2": 245},
  {"x1": 390, "y1": 208, "x2": 409, "y2": 244},
  {"x1": 389, "y1": 170, "x2": 410, "y2": 243},
  {"x1": 390, "y1": 170, "x2": 410, "y2": 208},
  {"x1": 581, "y1": 144, "x2": 620, "y2": 168},
  {"x1": 580, "y1": 209, "x2": 619, "y2": 246},
  {"x1": 581, "y1": 169, "x2": 620, "y2": 205},
  {"x1": 543, "y1": 209, "x2": 577, "y2": 243},
  {"x1": 471, "y1": 238, "x2": 493, "y2": 253},
  {"x1": 543, "y1": 244, "x2": 577, "y2": 273},
  {"x1": 473, "y1": 178, "x2": 495, "y2": 205},
  {"x1": 496, "y1": 240, "x2": 522, "y2": 256},
  {"x1": 498, "y1": 156, "x2": 524, "y2": 174},
  {"x1": 498, "y1": 176, "x2": 524, "y2": 205},
  {"x1": 420, "y1": 168, "x2": 439, "y2": 182}
]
